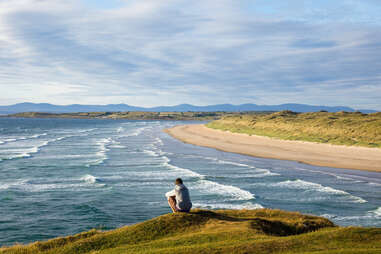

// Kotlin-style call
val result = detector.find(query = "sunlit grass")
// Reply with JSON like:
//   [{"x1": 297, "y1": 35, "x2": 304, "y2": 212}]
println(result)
[
  {"x1": 207, "y1": 111, "x2": 381, "y2": 148},
  {"x1": 1, "y1": 209, "x2": 380, "y2": 254}
]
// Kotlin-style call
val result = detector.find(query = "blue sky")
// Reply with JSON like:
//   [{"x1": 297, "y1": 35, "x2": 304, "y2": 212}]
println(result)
[{"x1": 0, "y1": 0, "x2": 380, "y2": 109}]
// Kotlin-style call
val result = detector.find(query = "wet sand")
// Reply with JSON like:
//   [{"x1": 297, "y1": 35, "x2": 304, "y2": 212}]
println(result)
[{"x1": 165, "y1": 124, "x2": 381, "y2": 172}]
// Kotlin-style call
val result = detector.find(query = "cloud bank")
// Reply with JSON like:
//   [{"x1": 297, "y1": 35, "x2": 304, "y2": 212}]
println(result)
[{"x1": 0, "y1": 0, "x2": 380, "y2": 109}]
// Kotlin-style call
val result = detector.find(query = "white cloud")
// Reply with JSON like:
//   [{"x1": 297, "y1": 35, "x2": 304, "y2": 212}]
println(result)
[{"x1": 0, "y1": 0, "x2": 380, "y2": 109}]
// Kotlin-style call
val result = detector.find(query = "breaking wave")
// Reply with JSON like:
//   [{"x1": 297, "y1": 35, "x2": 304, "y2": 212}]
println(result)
[
  {"x1": 295, "y1": 167, "x2": 364, "y2": 183},
  {"x1": 321, "y1": 207, "x2": 381, "y2": 225},
  {"x1": 0, "y1": 176, "x2": 106, "y2": 192},
  {"x1": 86, "y1": 138, "x2": 113, "y2": 167},
  {"x1": 193, "y1": 202, "x2": 263, "y2": 210},
  {"x1": 371, "y1": 207, "x2": 381, "y2": 217},
  {"x1": 161, "y1": 156, "x2": 204, "y2": 178},
  {"x1": 184, "y1": 156, "x2": 279, "y2": 178},
  {"x1": 122, "y1": 127, "x2": 148, "y2": 137},
  {"x1": 0, "y1": 136, "x2": 67, "y2": 161},
  {"x1": 0, "y1": 133, "x2": 47, "y2": 145},
  {"x1": 193, "y1": 180, "x2": 255, "y2": 201},
  {"x1": 161, "y1": 155, "x2": 255, "y2": 201},
  {"x1": 271, "y1": 179, "x2": 367, "y2": 203},
  {"x1": 143, "y1": 149, "x2": 160, "y2": 157},
  {"x1": 80, "y1": 174, "x2": 102, "y2": 184}
]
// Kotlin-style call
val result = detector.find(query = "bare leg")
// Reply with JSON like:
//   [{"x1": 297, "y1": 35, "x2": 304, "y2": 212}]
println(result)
[{"x1": 168, "y1": 196, "x2": 178, "y2": 213}]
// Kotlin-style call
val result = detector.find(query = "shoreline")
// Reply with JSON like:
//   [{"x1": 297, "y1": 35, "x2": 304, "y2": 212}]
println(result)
[{"x1": 164, "y1": 124, "x2": 381, "y2": 172}]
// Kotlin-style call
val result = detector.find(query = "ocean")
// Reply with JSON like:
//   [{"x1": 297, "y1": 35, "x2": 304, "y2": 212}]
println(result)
[{"x1": 0, "y1": 118, "x2": 380, "y2": 246}]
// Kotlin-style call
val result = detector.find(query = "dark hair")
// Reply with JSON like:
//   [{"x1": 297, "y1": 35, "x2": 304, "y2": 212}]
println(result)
[{"x1": 175, "y1": 178, "x2": 183, "y2": 184}]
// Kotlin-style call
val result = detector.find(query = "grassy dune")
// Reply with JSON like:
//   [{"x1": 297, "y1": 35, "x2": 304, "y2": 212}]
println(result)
[
  {"x1": 1, "y1": 209, "x2": 380, "y2": 254},
  {"x1": 207, "y1": 111, "x2": 381, "y2": 148}
]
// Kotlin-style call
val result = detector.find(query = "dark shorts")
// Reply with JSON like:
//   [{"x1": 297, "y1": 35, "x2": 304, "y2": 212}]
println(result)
[
  {"x1": 176, "y1": 204, "x2": 192, "y2": 213},
  {"x1": 176, "y1": 208, "x2": 190, "y2": 213}
]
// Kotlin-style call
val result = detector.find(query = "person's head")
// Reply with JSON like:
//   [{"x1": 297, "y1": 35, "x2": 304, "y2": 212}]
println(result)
[{"x1": 175, "y1": 178, "x2": 183, "y2": 185}]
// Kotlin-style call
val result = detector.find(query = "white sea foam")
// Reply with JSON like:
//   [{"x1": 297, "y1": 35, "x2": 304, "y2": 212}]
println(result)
[
  {"x1": 55, "y1": 154, "x2": 88, "y2": 159},
  {"x1": 31, "y1": 133, "x2": 47, "y2": 138},
  {"x1": 160, "y1": 155, "x2": 256, "y2": 201},
  {"x1": 86, "y1": 138, "x2": 113, "y2": 167},
  {"x1": 217, "y1": 160, "x2": 255, "y2": 168},
  {"x1": 18, "y1": 133, "x2": 47, "y2": 140},
  {"x1": 188, "y1": 156, "x2": 279, "y2": 178},
  {"x1": 122, "y1": 127, "x2": 148, "y2": 137},
  {"x1": 0, "y1": 183, "x2": 11, "y2": 190},
  {"x1": 109, "y1": 145, "x2": 126, "y2": 149},
  {"x1": 108, "y1": 138, "x2": 125, "y2": 148},
  {"x1": 193, "y1": 202, "x2": 263, "y2": 210},
  {"x1": 117, "y1": 127, "x2": 124, "y2": 133},
  {"x1": 77, "y1": 128, "x2": 97, "y2": 133},
  {"x1": 143, "y1": 149, "x2": 160, "y2": 157},
  {"x1": 145, "y1": 144, "x2": 167, "y2": 156},
  {"x1": 371, "y1": 207, "x2": 381, "y2": 217},
  {"x1": 154, "y1": 137, "x2": 163, "y2": 145},
  {"x1": 56, "y1": 136, "x2": 66, "y2": 141},
  {"x1": 7, "y1": 153, "x2": 32, "y2": 160},
  {"x1": 15, "y1": 181, "x2": 105, "y2": 192},
  {"x1": 235, "y1": 171, "x2": 280, "y2": 178},
  {"x1": 272, "y1": 179, "x2": 367, "y2": 203},
  {"x1": 161, "y1": 156, "x2": 204, "y2": 178},
  {"x1": 2, "y1": 138, "x2": 59, "y2": 160},
  {"x1": 0, "y1": 134, "x2": 71, "y2": 161},
  {"x1": 295, "y1": 167, "x2": 361, "y2": 182},
  {"x1": 320, "y1": 214, "x2": 337, "y2": 220},
  {"x1": 0, "y1": 179, "x2": 32, "y2": 190},
  {"x1": 322, "y1": 208, "x2": 381, "y2": 222},
  {"x1": 189, "y1": 156, "x2": 254, "y2": 168},
  {"x1": 0, "y1": 133, "x2": 48, "y2": 145},
  {"x1": 125, "y1": 171, "x2": 176, "y2": 180},
  {"x1": 193, "y1": 180, "x2": 255, "y2": 201},
  {"x1": 19, "y1": 183, "x2": 80, "y2": 192},
  {"x1": 81, "y1": 174, "x2": 99, "y2": 184},
  {"x1": 216, "y1": 160, "x2": 279, "y2": 178},
  {"x1": 4, "y1": 175, "x2": 107, "y2": 192}
]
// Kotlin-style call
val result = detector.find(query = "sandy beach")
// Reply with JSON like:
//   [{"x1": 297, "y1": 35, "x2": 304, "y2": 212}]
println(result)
[{"x1": 165, "y1": 124, "x2": 381, "y2": 172}]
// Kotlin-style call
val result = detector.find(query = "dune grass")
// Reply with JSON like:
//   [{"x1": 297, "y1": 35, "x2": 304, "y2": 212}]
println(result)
[
  {"x1": 206, "y1": 111, "x2": 381, "y2": 148},
  {"x1": 1, "y1": 209, "x2": 380, "y2": 254}
]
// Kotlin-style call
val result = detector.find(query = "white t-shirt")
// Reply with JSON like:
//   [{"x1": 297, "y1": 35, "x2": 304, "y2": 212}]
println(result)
[{"x1": 165, "y1": 184, "x2": 192, "y2": 211}]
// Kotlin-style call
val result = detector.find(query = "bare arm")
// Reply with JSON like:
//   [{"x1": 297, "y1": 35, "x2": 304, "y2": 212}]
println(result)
[{"x1": 165, "y1": 189, "x2": 176, "y2": 198}]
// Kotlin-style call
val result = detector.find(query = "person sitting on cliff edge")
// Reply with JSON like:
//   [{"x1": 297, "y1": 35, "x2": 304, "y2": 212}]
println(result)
[{"x1": 165, "y1": 178, "x2": 192, "y2": 213}]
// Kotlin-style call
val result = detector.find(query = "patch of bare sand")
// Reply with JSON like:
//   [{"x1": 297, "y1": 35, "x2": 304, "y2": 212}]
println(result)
[{"x1": 164, "y1": 124, "x2": 381, "y2": 172}]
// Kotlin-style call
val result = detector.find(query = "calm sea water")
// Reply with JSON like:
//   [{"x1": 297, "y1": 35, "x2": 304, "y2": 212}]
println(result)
[{"x1": 0, "y1": 118, "x2": 380, "y2": 245}]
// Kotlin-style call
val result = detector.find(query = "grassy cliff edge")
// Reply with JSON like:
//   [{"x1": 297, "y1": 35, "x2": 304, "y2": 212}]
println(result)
[
  {"x1": 1, "y1": 209, "x2": 380, "y2": 254},
  {"x1": 207, "y1": 111, "x2": 381, "y2": 148}
]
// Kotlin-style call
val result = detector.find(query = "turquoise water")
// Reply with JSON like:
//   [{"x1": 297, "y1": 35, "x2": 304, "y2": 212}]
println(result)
[{"x1": 0, "y1": 118, "x2": 380, "y2": 246}]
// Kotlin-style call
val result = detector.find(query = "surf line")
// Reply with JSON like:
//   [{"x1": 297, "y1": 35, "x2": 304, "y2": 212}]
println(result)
[{"x1": 161, "y1": 155, "x2": 257, "y2": 202}]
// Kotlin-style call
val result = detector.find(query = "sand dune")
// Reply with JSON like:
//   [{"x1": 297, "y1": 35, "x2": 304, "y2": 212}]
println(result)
[{"x1": 165, "y1": 124, "x2": 381, "y2": 172}]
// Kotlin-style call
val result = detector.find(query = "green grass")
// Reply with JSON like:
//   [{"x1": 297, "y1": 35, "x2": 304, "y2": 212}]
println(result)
[
  {"x1": 206, "y1": 111, "x2": 381, "y2": 148},
  {"x1": 1, "y1": 209, "x2": 380, "y2": 254}
]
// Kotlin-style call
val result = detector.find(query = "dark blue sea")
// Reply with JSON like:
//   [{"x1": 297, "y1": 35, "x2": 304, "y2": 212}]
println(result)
[{"x1": 0, "y1": 118, "x2": 380, "y2": 246}]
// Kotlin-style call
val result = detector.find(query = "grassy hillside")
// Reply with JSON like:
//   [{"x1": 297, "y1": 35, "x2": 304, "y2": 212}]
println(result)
[
  {"x1": 207, "y1": 111, "x2": 381, "y2": 148},
  {"x1": 1, "y1": 209, "x2": 380, "y2": 254}
]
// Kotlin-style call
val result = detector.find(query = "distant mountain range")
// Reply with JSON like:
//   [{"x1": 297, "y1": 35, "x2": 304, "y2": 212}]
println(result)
[{"x1": 0, "y1": 102, "x2": 377, "y2": 115}]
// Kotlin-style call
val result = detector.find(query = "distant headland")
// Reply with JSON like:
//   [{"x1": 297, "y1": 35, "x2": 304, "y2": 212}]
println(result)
[{"x1": 0, "y1": 102, "x2": 378, "y2": 115}]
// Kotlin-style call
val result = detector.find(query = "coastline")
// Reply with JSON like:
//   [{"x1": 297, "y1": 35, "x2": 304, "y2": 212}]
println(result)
[{"x1": 164, "y1": 124, "x2": 381, "y2": 172}]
